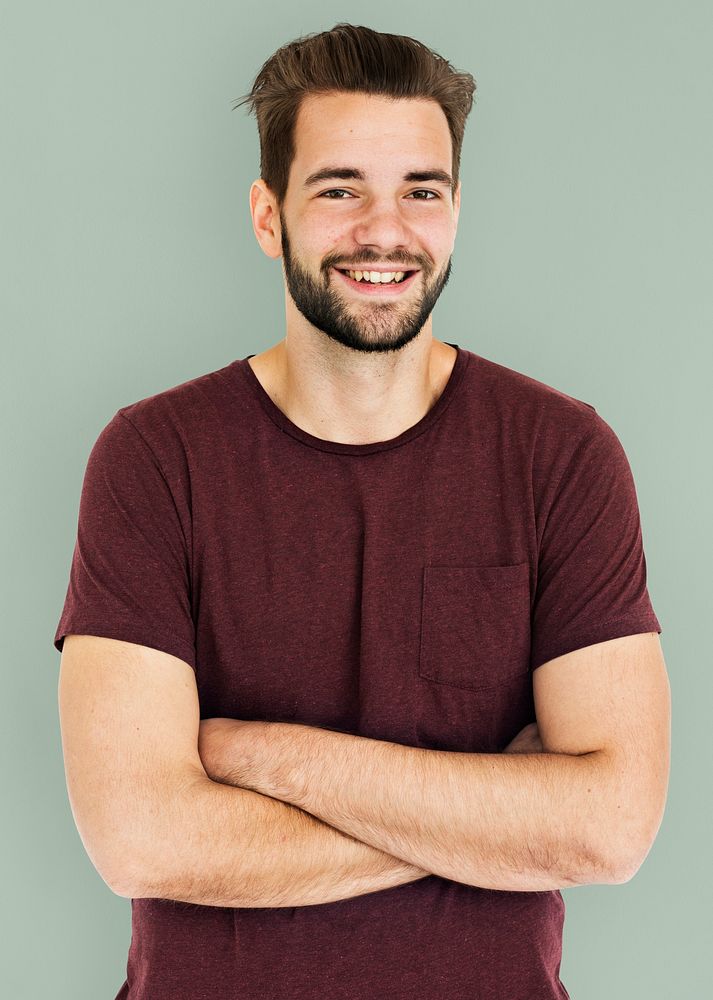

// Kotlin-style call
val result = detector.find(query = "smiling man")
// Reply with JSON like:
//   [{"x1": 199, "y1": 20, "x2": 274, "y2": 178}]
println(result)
[
  {"x1": 275, "y1": 92, "x2": 456, "y2": 358},
  {"x1": 54, "y1": 23, "x2": 670, "y2": 1000},
  {"x1": 247, "y1": 86, "x2": 463, "y2": 444}
]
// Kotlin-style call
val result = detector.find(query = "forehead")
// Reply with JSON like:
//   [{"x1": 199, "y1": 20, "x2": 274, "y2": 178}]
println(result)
[{"x1": 291, "y1": 91, "x2": 452, "y2": 176}]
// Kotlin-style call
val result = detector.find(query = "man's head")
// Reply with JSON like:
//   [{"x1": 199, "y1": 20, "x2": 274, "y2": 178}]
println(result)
[{"x1": 235, "y1": 24, "x2": 476, "y2": 354}]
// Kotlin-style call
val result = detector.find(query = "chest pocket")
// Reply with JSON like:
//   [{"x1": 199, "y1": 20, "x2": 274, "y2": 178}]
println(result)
[{"x1": 418, "y1": 563, "x2": 531, "y2": 691}]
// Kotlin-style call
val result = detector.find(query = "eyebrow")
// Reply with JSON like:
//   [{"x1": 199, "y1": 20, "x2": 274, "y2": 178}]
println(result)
[{"x1": 303, "y1": 166, "x2": 454, "y2": 192}]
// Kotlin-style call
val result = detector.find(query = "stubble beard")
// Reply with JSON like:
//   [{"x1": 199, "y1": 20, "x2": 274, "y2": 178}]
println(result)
[{"x1": 279, "y1": 213, "x2": 453, "y2": 355}]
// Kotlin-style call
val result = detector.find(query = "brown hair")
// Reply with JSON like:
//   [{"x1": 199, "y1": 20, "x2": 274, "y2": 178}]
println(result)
[{"x1": 232, "y1": 23, "x2": 477, "y2": 208}]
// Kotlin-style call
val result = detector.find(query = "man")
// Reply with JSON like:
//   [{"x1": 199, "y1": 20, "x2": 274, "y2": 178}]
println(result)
[{"x1": 55, "y1": 23, "x2": 670, "y2": 1000}]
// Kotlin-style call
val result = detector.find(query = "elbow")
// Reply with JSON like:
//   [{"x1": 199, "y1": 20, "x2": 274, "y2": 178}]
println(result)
[
  {"x1": 86, "y1": 818, "x2": 176, "y2": 900},
  {"x1": 110, "y1": 770, "x2": 208, "y2": 899},
  {"x1": 106, "y1": 872, "x2": 140, "y2": 899},
  {"x1": 98, "y1": 839, "x2": 160, "y2": 900},
  {"x1": 588, "y1": 758, "x2": 669, "y2": 885},
  {"x1": 570, "y1": 825, "x2": 642, "y2": 886},
  {"x1": 607, "y1": 833, "x2": 659, "y2": 884},
  {"x1": 114, "y1": 772, "x2": 209, "y2": 899},
  {"x1": 103, "y1": 831, "x2": 180, "y2": 901},
  {"x1": 75, "y1": 844, "x2": 146, "y2": 900},
  {"x1": 76, "y1": 769, "x2": 205, "y2": 900},
  {"x1": 67, "y1": 819, "x2": 151, "y2": 900},
  {"x1": 606, "y1": 854, "x2": 643, "y2": 885},
  {"x1": 594, "y1": 821, "x2": 661, "y2": 885},
  {"x1": 104, "y1": 843, "x2": 178, "y2": 901}
]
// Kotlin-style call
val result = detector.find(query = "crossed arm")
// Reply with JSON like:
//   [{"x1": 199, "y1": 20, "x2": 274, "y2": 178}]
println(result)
[
  {"x1": 133, "y1": 718, "x2": 609, "y2": 908},
  {"x1": 192, "y1": 716, "x2": 620, "y2": 891},
  {"x1": 130, "y1": 633, "x2": 669, "y2": 907}
]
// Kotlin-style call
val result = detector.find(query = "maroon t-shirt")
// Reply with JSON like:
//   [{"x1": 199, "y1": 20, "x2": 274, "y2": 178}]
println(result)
[{"x1": 54, "y1": 343, "x2": 661, "y2": 1000}]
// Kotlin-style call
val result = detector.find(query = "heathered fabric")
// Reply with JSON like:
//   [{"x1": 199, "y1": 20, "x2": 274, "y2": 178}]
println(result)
[{"x1": 54, "y1": 342, "x2": 661, "y2": 1000}]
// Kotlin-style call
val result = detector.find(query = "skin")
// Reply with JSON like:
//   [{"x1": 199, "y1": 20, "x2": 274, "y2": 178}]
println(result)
[
  {"x1": 197, "y1": 719, "x2": 544, "y2": 789},
  {"x1": 248, "y1": 90, "x2": 463, "y2": 446}
]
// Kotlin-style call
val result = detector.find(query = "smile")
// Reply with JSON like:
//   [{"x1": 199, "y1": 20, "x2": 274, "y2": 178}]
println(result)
[{"x1": 332, "y1": 267, "x2": 419, "y2": 295}]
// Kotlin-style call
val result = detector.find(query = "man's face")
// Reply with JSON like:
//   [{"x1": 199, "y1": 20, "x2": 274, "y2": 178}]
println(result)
[{"x1": 277, "y1": 91, "x2": 461, "y2": 355}]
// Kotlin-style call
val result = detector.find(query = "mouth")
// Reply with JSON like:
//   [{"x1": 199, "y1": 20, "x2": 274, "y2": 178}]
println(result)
[{"x1": 332, "y1": 267, "x2": 419, "y2": 296}]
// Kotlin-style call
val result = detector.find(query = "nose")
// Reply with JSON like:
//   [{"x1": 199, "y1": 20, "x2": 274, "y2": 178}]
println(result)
[{"x1": 350, "y1": 196, "x2": 412, "y2": 254}]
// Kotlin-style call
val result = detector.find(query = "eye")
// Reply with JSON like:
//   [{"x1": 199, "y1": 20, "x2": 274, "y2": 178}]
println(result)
[{"x1": 318, "y1": 189, "x2": 440, "y2": 201}]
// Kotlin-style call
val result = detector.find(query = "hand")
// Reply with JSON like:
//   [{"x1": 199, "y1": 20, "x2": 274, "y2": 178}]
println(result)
[
  {"x1": 197, "y1": 717, "x2": 265, "y2": 786},
  {"x1": 502, "y1": 721, "x2": 545, "y2": 754}
]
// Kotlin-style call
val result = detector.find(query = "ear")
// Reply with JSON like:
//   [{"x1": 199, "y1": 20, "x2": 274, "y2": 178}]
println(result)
[
  {"x1": 249, "y1": 179, "x2": 283, "y2": 260},
  {"x1": 453, "y1": 180, "x2": 461, "y2": 229}
]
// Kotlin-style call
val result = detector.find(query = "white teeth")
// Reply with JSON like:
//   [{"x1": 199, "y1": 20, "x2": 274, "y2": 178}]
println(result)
[{"x1": 344, "y1": 269, "x2": 407, "y2": 284}]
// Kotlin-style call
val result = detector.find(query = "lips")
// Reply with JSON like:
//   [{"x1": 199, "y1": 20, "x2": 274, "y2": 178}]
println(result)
[{"x1": 333, "y1": 267, "x2": 419, "y2": 295}]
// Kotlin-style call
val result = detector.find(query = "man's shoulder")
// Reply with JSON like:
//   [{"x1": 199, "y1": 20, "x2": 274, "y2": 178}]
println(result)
[
  {"x1": 114, "y1": 360, "x2": 239, "y2": 440},
  {"x1": 464, "y1": 349, "x2": 603, "y2": 444},
  {"x1": 462, "y1": 350, "x2": 636, "y2": 502},
  {"x1": 467, "y1": 349, "x2": 595, "y2": 413}
]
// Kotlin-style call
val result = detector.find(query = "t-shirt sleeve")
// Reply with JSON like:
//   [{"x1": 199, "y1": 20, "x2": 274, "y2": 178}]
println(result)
[
  {"x1": 53, "y1": 410, "x2": 196, "y2": 670},
  {"x1": 530, "y1": 412, "x2": 661, "y2": 673}
]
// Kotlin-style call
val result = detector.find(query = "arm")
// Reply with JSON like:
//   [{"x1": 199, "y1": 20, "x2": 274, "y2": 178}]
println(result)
[
  {"x1": 141, "y1": 723, "x2": 540, "y2": 907},
  {"x1": 142, "y1": 774, "x2": 431, "y2": 907},
  {"x1": 58, "y1": 634, "x2": 430, "y2": 908},
  {"x1": 201, "y1": 720, "x2": 615, "y2": 892},
  {"x1": 143, "y1": 719, "x2": 544, "y2": 906},
  {"x1": 200, "y1": 633, "x2": 670, "y2": 894},
  {"x1": 136, "y1": 723, "x2": 544, "y2": 907}
]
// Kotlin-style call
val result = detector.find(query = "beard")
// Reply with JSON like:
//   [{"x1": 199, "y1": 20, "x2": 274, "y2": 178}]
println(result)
[{"x1": 279, "y1": 211, "x2": 453, "y2": 355}]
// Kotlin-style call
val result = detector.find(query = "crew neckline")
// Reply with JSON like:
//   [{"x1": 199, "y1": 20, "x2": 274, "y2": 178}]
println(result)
[{"x1": 234, "y1": 342, "x2": 470, "y2": 456}]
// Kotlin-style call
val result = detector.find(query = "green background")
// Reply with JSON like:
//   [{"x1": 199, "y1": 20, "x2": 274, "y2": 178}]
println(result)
[{"x1": 2, "y1": 1, "x2": 711, "y2": 997}]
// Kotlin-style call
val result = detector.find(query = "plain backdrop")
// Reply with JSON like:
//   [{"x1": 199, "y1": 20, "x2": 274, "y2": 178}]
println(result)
[{"x1": 2, "y1": 2, "x2": 711, "y2": 997}]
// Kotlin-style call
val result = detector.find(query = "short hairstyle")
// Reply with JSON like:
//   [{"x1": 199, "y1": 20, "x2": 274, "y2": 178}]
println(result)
[{"x1": 232, "y1": 23, "x2": 477, "y2": 208}]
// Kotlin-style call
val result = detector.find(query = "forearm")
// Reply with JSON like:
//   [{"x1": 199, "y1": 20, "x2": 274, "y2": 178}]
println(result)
[
  {"x1": 236, "y1": 724, "x2": 622, "y2": 892},
  {"x1": 132, "y1": 773, "x2": 431, "y2": 907}
]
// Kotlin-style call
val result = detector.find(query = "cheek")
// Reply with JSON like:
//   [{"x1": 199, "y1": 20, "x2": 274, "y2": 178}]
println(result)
[
  {"x1": 430, "y1": 220, "x2": 457, "y2": 250},
  {"x1": 298, "y1": 219, "x2": 344, "y2": 260},
  {"x1": 407, "y1": 220, "x2": 454, "y2": 264}
]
